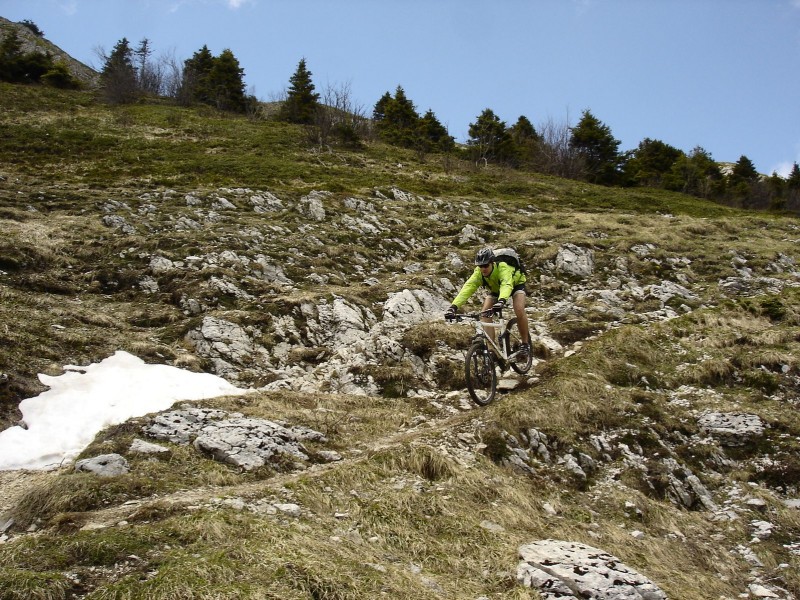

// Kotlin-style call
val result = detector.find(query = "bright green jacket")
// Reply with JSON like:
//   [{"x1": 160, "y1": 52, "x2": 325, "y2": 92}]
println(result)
[{"x1": 451, "y1": 261, "x2": 526, "y2": 308}]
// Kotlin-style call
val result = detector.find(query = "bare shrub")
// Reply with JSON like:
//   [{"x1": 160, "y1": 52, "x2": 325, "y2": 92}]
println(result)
[
  {"x1": 535, "y1": 116, "x2": 584, "y2": 179},
  {"x1": 312, "y1": 81, "x2": 370, "y2": 148}
]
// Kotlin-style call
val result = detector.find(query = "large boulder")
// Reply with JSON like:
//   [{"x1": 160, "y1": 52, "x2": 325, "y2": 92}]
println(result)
[
  {"x1": 555, "y1": 244, "x2": 595, "y2": 278},
  {"x1": 74, "y1": 454, "x2": 129, "y2": 477},
  {"x1": 517, "y1": 540, "x2": 667, "y2": 599}
]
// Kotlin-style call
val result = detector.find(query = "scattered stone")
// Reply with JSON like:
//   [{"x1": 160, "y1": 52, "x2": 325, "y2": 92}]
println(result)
[
  {"x1": 74, "y1": 454, "x2": 129, "y2": 477},
  {"x1": 479, "y1": 520, "x2": 505, "y2": 533},
  {"x1": 129, "y1": 438, "x2": 169, "y2": 454},
  {"x1": 697, "y1": 412, "x2": 765, "y2": 446},
  {"x1": 748, "y1": 583, "x2": 780, "y2": 598},
  {"x1": 274, "y1": 503, "x2": 302, "y2": 518},
  {"x1": 750, "y1": 520, "x2": 775, "y2": 541}
]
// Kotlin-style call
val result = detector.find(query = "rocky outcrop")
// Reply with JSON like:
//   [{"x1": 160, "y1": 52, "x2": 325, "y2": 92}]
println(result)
[
  {"x1": 698, "y1": 412, "x2": 766, "y2": 447},
  {"x1": 142, "y1": 407, "x2": 331, "y2": 471},
  {"x1": 555, "y1": 244, "x2": 595, "y2": 278},
  {"x1": 517, "y1": 540, "x2": 667, "y2": 599}
]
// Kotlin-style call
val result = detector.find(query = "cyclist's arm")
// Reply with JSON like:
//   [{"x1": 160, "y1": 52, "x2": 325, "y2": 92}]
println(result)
[
  {"x1": 451, "y1": 267, "x2": 483, "y2": 308},
  {"x1": 496, "y1": 262, "x2": 516, "y2": 301}
]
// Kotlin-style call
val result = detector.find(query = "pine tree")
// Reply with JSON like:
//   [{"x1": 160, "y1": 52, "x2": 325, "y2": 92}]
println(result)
[
  {"x1": 182, "y1": 45, "x2": 216, "y2": 105},
  {"x1": 19, "y1": 20, "x2": 44, "y2": 37},
  {"x1": 665, "y1": 146, "x2": 723, "y2": 198},
  {"x1": 726, "y1": 155, "x2": 761, "y2": 207},
  {"x1": 622, "y1": 138, "x2": 683, "y2": 187},
  {"x1": 785, "y1": 162, "x2": 800, "y2": 212},
  {"x1": 731, "y1": 155, "x2": 759, "y2": 183},
  {"x1": 207, "y1": 49, "x2": 246, "y2": 112},
  {"x1": 101, "y1": 38, "x2": 138, "y2": 104},
  {"x1": 373, "y1": 91, "x2": 392, "y2": 122},
  {"x1": 569, "y1": 109, "x2": 621, "y2": 185},
  {"x1": 374, "y1": 86, "x2": 420, "y2": 147},
  {"x1": 0, "y1": 29, "x2": 52, "y2": 83},
  {"x1": 788, "y1": 163, "x2": 800, "y2": 190},
  {"x1": 418, "y1": 109, "x2": 454, "y2": 153},
  {"x1": 509, "y1": 115, "x2": 538, "y2": 144},
  {"x1": 509, "y1": 115, "x2": 540, "y2": 168},
  {"x1": 467, "y1": 108, "x2": 512, "y2": 164},
  {"x1": 279, "y1": 58, "x2": 319, "y2": 124}
]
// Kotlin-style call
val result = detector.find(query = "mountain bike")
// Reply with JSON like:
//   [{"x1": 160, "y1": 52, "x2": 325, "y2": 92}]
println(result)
[{"x1": 445, "y1": 307, "x2": 533, "y2": 406}]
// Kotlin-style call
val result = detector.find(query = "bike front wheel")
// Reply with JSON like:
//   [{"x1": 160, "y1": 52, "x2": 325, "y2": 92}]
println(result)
[
  {"x1": 506, "y1": 317, "x2": 533, "y2": 374},
  {"x1": 465, "y1": 341, "x2": 497, "y2": 406}
]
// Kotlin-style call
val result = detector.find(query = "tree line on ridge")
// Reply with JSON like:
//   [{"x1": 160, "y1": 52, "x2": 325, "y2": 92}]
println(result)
[{"x1": 2, "y1": 21, "x2": 799, "y2": 212}]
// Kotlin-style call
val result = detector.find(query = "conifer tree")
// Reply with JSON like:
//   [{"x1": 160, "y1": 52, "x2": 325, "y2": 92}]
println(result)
[
  {"x1": 665, "y1": 146, "x2": 723, "y2": 198},
  {"x1": 181, "y1": 45, "x2": 215, "y2": 105},
  {"x1": 279, "y1": 58, "x2": 319, "y2": 124},
  {"x1": 730, "y1": 155, "x2": 759, "y2": 183},
  {"x1": 207, "y1": 48, "x2": 246, "y2": 112},
  {"x1": 783, "y1": 162, "x2": 800, "y2": 211},
  {"x1": 100, "y1": 38, "x2": 138, "y2": 104},
  {"x1": 622, "y1": 138, "x2": 683, "y2": 187},
  {"x1": 727, "y1": 155, "x2": 761, "y2": 207},
  {"x1": 418, "y1": 109, "x2": 454, "y2": 153},
  {"x1": 0, "y1": 29, "x2": 25, "y2": 81},
  {"x1": 181, "y1": 46, "x2": 246, "y2": 112},
  {"x1": 134, "y1": 38, "x2": 159, "y2": 95},
  {"x1": 569, "y1": 109, "x2": 621, "y2": 184},
  {"x1": 373, "y1": 86, "x2": 420, "y2": 147},
  {"x1": 788, "y1": 162, "x2": 800, "y2": 190},
  {"x1": 373, "y1": 91, "x2": 392, "y2": 122},
  {"x1": 509, "y1": 115, "x2": 540, "y2": 167},
  {"x1": 467, "y1": 108, "x2": 512, "y2": 164}
]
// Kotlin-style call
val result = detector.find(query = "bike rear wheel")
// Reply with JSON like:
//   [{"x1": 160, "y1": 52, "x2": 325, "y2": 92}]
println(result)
[
  {"x1": 465, "y1": 341, "x2": 497, "y2": 406},
  {"x1": 506, "y1": 317, "x2": 533, "y2": 374}
]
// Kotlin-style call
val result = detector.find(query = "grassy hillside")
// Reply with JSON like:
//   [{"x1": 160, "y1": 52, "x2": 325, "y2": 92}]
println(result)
[{"x1": 1, "y1": 83, "x2": 799, "y2": 599}]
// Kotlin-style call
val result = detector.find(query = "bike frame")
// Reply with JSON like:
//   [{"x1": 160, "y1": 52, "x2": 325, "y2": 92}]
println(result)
[{"x1": 452, "y1": 309, "x2": 521, "y2": 364}]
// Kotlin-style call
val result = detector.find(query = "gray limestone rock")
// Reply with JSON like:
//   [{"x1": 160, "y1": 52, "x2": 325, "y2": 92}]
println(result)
[
  {"x1": 74, "y1": 454, "x2": 129, "y2": 477},
  {"x1": 555, "y1": 244, "x2": 595, "y2": 278},
  {"x1": 517, "y1": 540, "x2": 667, "y2": 599},
  {"x1": 698, "y1": 412, "x2": 765, "y2": 446},
  {"x1": 143, "y1": 407, "x2": 328, "y2": 471}
]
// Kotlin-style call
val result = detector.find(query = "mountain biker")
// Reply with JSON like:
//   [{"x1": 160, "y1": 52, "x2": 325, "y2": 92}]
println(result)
[{"x1": 445, "y1": 248, "x2": 531, "y2": 358}]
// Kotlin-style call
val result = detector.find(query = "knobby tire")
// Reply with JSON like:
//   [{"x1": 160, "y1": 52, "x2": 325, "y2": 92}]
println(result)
[
  {"x1": 505, "y1": 317, "x2": 533, "y2": 375},
  {"x1": 465, "y1": 341, "x2": 497, "y2": 406}
]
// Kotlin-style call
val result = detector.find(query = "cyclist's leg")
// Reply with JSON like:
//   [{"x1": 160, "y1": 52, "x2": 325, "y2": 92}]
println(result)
[
  {"x1": 512, "y1": 288, "x2": 530, "y2": 344},
  {"x1": 482, "y1": 294, "x2": 497, "y2": 343}
]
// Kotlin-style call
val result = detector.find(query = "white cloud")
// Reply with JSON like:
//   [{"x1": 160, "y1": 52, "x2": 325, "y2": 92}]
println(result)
[
  {"x1": 60, "y1": 1, "x2": 78, "y2": 15},
  {"x1": 166, "y1": 0, "x2": 252, "y2": 13},
  {"x1": 572, "y1": 0, "x2": 594, "y2": 15},
  {"x1": 771, "y1": 162, "x2": 794, "y2": 178}
]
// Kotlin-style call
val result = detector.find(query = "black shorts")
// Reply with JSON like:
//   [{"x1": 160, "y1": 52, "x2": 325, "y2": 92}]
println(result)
[{"x1": 490, "y1": 284, "x2": 526, "y2": 299}]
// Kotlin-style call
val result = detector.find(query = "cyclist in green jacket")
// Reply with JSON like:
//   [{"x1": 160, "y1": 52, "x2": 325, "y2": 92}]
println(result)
[{"x1": 445, "y1": 248, "x2": 530, "y2": 357}]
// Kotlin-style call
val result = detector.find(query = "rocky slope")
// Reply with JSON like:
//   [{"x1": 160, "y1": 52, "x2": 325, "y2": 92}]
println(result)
[
  {"x1": 0, "y1": 16, "x2": 98, "y2": 86},
  {"x1": 0, "y1": 93, "x2": 799, "y2": 598}
]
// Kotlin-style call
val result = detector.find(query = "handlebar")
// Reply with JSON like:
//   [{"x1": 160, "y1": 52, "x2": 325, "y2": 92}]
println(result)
[{"x1": 445, "y1": 307, "x2": 502, "y2": 322}]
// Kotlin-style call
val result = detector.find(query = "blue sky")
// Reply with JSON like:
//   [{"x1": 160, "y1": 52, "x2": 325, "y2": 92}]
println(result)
[{"x1": 2, "y1": 0, "x2": 799, "y2": 176}]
